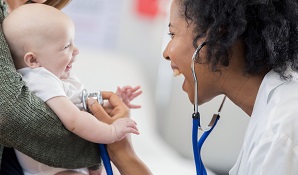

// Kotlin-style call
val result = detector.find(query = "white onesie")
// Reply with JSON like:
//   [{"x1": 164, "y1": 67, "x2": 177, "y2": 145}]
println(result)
[{"x1": 15, "y1": 67, "x2": 88, "y2": 175}]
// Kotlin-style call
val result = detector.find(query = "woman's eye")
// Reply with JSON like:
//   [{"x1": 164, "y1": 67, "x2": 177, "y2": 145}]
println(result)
[{"x1": 167, "y1": 32, "x2": 174, "y2": 39}]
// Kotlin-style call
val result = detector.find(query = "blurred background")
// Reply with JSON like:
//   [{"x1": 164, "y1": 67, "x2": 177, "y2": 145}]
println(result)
[{"x1": 63, "y1": 0, "x2": 250, "y2": 174}]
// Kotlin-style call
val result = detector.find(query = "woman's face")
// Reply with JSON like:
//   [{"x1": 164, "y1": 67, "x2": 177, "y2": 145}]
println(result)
[{"x1": 163, "y1": 0, "x2": 221, "y2": 105}]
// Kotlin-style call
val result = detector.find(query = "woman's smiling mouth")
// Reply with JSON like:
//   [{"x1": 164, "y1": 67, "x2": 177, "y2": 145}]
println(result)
[{"x1": 171, "y1": 64, "x2": 182, "y2": 77}]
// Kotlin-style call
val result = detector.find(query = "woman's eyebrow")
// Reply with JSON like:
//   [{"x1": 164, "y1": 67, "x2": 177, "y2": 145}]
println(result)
[{"x1": 168, "y1": 23, "x2": 176, "y2": 29}]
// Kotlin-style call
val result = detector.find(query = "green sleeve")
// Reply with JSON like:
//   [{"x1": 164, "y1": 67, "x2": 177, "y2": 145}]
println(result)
[
  {"x1": 0, "y1": 145, "x2": 2, "y2": 166},
  {"x1": 0, "y1": 1, "x2": 100, "y2": 169}
]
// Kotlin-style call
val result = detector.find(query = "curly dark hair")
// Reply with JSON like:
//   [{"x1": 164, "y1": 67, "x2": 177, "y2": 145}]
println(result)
[{"x1": 180, "y1": 0, "x2": 298, "y2": 79}]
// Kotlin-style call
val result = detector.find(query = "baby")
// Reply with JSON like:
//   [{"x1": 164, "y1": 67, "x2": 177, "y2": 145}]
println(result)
[{"x1": 3, "y1": 3, "x2": 141, "y2": 175}]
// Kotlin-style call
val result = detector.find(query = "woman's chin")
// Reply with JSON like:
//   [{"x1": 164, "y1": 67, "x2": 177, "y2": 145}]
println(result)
[
  {"x1": 183, "y1": 80, "x2": 194, "y2": 103},
  {"x1": 188, "y1": 95, "x2": 194, "y2": 104}
]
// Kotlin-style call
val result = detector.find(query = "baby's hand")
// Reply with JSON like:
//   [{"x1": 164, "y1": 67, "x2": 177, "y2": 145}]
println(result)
[
  {"x1": 116, "y1": 85, "x2": 142, "y2": 109},
  {"x1": 111, "y1": 118, "x2": 139, "y2": 141}
]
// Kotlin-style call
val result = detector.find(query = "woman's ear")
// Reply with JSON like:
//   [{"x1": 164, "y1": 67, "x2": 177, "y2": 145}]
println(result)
[{"x1": 24, "y1": 52, "x2": 40, "y2": 68}]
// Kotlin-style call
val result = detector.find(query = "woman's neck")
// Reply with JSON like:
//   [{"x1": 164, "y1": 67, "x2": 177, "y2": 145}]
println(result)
[
  {"x1": 222, "y1": 73, "x2": 265, "y2": 116},
  {"x1": 220, "y1": 41, "x2": 267, "y2": 116}
]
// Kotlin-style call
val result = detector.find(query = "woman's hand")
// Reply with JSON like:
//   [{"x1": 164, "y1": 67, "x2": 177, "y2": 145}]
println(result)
[
  {"x1": 87, "y1": 91, "x2": 130, "y2": 124},
  {"x1": 87, "y1": 91, "x2": 134, "y2": 162},
  {"x1": 87, "y1": 92, "x2": 152, "y2": 175}
]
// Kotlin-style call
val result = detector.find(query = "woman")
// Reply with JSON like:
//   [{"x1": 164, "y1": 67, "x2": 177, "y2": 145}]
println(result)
[
  {"x1": 0, "y1": 0, "x2": 101, "y2": 174},
  {"x1": 89, "y1": 0, "x2": 298, "y2": 174}
]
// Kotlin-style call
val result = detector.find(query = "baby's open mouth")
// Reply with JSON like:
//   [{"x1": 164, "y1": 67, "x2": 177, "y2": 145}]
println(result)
[{"x1": 66, "y1": 64, "x2": 72, "y2": 69}]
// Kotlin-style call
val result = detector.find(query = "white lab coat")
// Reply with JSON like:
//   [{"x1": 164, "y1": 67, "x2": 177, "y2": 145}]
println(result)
[{"x1": 229, "y1": 70, "x2": 298, "y2": 175}]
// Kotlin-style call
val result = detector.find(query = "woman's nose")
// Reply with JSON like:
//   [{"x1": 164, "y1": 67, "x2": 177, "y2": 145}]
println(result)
[{"x1": 163, "y1": 46, "x2": 170, "y2": 61}]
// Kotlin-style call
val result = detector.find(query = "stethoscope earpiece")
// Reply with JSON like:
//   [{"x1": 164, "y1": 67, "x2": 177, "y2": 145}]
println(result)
[{"x1": 191, "y1": 42, "x2": 226, "y2": 175}]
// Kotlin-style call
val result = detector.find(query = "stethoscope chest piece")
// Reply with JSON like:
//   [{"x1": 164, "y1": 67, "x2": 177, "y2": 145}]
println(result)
[
  {"x1": 81, "y1": 89, "x2": 113, "y2": 175},
  {"x1": 81, "y1": 89, "x2": 104, "y2": 112}
]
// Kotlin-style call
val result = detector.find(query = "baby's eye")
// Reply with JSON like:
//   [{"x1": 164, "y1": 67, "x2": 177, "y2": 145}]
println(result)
[{"x1": 64, "y1": 44, "x2": 70, "y2": 49}]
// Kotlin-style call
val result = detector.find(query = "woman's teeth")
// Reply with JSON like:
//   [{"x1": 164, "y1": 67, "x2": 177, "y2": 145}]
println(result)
[{"x1": 173, "y1": 69, "x2": 181, "y2": 77}]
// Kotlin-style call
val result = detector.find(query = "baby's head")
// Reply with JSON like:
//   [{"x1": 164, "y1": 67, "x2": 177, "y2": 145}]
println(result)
[{"x1": 3, "y1": 3, "x2": 78, "y2": 79}]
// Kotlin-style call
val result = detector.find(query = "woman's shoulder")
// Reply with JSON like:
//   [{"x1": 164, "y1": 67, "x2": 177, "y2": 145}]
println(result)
[{"x1": 265, "y1": 74, "x2": 298, "y2": 143}]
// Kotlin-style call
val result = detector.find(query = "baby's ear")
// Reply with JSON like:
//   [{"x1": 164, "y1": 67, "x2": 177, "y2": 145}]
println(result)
[{"x1": 24, "y1": 52, "x2": 40, "y2": 68}]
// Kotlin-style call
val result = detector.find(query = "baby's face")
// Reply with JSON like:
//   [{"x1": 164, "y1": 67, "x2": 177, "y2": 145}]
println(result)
[{"x1": 36, "y1": 18, "x2": 78, "y2": 79}]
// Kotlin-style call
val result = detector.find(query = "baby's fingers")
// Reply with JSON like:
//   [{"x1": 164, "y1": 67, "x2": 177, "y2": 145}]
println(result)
[
  {"x1": 131, "y1": 85, "x2": 141, "y2": 92},
  {"x1": 129, "y1": 127, "x2": 140, "y2": 135},
  {"x1": 129, "y1": 90, "x2": 142, "y2": 101},
  {"x1": 126, "y1": 103, "x2": 142, "y2": 109},
  {"x1": 126, "y1": 119, "x2": 139, "y2": 134},
  {"x1": 116, "y1": 86, "x2": 122, "y2": 96},
  {"x1": 121, "y1": 118, "x2": 139, "y2": 135}
]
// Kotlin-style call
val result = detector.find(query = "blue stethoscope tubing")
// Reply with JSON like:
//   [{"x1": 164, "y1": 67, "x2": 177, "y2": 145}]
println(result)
[
  {"x1": 98, "y1": 144, "x2": 113, "y2": 175},
  {"x1": 101, "y1": 114, "x2": 219, "y2": 175},
  {"x1": 192, "y1": 113, "x2": 220, "y2": 175},
  {"x1": 82, "y1": 90, "x2": 113, "y2": 175},
  {"x1": 191, "y1": 42, "x2": 226, "y2": 175}
]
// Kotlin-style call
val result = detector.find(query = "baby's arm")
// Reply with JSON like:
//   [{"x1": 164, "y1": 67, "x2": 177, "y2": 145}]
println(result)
[
  {"x1": 46, "y1": 96, "x2": 139, "y2": 144},
  {"x1": 116, "y1": 85, "x2": 142, "y2": 108}
]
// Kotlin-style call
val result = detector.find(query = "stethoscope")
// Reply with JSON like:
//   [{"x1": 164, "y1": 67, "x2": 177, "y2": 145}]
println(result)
[
  {"x1": 81, "y1": 42, "x2": 226, "y2": 175},
  {"x1": 191, "y1": 42, "x2": 226, "y2": 175},
  {"x1": 82, "y1": 89, "x2": 114, "y2": 175}
]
